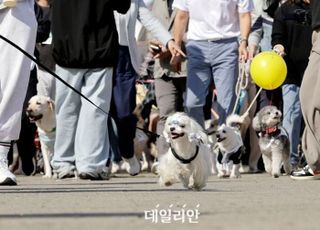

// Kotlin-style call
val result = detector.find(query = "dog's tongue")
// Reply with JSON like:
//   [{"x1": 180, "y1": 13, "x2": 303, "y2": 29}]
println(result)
[
  {"x1": 27, "y1": 114, "x2": 43, "y2": 123},
  {"x1": 171, "y1": 132, "x2": 184, "y2": 139}
]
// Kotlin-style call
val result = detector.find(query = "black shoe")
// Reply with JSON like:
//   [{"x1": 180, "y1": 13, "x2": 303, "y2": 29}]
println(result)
[
  {"x1": 79, "y1": 169, "x2": 110, "y2": 181},
  {"x1": 290, "y1": 165, "x2": 320, "y2": 180},
  {"x1": 57, "y1": 171, "x2": 76, "y2": 179}
]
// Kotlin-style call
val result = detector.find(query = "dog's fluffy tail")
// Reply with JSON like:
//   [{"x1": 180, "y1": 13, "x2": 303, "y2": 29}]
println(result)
[{"x1": 226, "y1": 113, "x2": 250, "y2": 129}]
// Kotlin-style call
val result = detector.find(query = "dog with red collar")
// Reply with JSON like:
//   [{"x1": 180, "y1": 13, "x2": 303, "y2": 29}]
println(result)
[{"x1": 252, "y1": 105, "x2": 291, "y2": 178}]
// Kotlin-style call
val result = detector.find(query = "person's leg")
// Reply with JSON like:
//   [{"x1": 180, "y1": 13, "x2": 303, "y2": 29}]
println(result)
[
  {"x1": 300, "y1": 31, "x2": 320, "y2": 174},
  {"x1": 185, "y1": 40, "x2": 212, "y2": 127},
  {"x1": 246, "y1": 82, "x2": 261, "y2": 172},
  {"x1": 155, "y1": 75, "x2": 186, "y2": 158},
  {"x1": 37, "y1": 67, "x2": 56, "y2": 100},
  {"x1": 282, "y1": 84, "x2": 302, "y2": 168},
  {"x1": 113, "y1": 46, "x2": 139, "y2": 175},
  {"x1": 51, "y1": 66, "x2": 83, "y2": 178},
  {"x1": 0, "y1": 3, "x2": 37, "y2": 185},
  {"x1": 0, "y1": 3, "x2": 37, "y2": 141},
  {"x1": 17, "y1": 67, "x2": 38, "y2": 176},
  {"x1": 75, "y1": 67, "x2": 112, "y2": 176},
  {"x1": 211, "y1": 38, "x2": 238, "y2": 124}
]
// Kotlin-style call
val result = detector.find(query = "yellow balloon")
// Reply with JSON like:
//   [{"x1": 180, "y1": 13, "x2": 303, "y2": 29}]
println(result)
[{"x1": 250, "y1": 51, "x2": 287, "y2": 90}]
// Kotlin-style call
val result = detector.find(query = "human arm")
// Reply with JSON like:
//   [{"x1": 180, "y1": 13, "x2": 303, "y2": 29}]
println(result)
[
  {"x1": 248, "y1": 0, "x2": 263, "y2": 59},
  {"x1": 169, "y1": 9, "x2": 189, "y2": 72},
  {"x1": 138, "y1": 1, "x2": 185, "y2": 60},
  {"x1": 271, "y1": 7, "x2": 286, "y2": 56},
  {"x1": 239, "y1": 11, "x2": 251, "y2": 62},
  {"x1": 35, "y1": 2, "x2": 50, "y2": 43}
]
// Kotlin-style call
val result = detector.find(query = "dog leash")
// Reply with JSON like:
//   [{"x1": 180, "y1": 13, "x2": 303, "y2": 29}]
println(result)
[
  {"x1": 232, "y1": 61, "x2": 249, "y2": 115},
  {"x1": 0, "y1": 34, "x2": 161, "y2": 139}
]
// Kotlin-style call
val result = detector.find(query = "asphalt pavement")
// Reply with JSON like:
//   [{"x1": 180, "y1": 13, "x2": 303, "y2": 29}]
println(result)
[{"x1": 0, "y1": 172, "x2": 319, "y2": 230}]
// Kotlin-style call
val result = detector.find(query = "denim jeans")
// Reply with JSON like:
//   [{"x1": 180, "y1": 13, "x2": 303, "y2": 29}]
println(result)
[
  {"x1": 52, "y1": 65, "x2": 113, "y2": 175},
  {"x1": 185, "y1": 38, "x2": 238, "y2": 126},
  {"x1": 282, "y1": 84, "x2": 302, "y2": 167}
]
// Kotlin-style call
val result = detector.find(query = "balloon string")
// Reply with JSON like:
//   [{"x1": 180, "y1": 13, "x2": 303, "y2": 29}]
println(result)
[{"x1": 242, "y1": 87, "x2": 262, "y2": 117}]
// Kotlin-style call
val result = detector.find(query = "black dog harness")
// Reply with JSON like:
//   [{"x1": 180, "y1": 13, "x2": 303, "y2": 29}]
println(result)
[
  {"x1": 217, "y1": 146, "x2": 245, "y2": 165},
  {"x1": 170, "y1": 144, "x2": 199, "y2": 164}
]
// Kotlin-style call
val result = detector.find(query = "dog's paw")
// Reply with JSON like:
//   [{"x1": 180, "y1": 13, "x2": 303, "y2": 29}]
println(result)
[
  {"x1": 217, "y1": 172, "x2": 226, "y2": 178},
  {"x1": 230, "y1": 173, "x2": 241, "y2": 179},
  {"x1": 42, "y1": 174, "x2": 52, "y2": 179}
]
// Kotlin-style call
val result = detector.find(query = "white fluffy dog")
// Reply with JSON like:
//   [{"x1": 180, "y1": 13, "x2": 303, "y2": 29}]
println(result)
[
  {"x1": 252, "y1": 105, "x2": 291, "y2": 178},
  {"x1": 26, "y1": 95, "x2": 56, "y2": 178},
  {"x1": 158, "y1": 112, "x2": 212, "y2": 191},
  {"x1": 214, "y1": 114, "x2": 246, "y2": 179}
]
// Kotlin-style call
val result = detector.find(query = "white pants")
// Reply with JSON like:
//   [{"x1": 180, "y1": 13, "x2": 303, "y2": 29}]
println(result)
[{"x1": 0, "y1": 0, "x2": 37, "y2": 141}]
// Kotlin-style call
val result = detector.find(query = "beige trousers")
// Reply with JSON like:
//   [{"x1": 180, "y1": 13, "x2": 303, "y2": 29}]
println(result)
[{"x1": 300, "y1": 29, "x2": 320, "y2": 173}]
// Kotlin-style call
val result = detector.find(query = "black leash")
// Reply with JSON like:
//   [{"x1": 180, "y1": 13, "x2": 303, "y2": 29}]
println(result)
[{"x1": 0, "y1": 34, "x2": 160, "y2": 138}]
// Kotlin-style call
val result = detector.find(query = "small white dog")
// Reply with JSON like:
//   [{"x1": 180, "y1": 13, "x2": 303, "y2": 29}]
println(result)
[
  {"x1": 26, "y1": 95, "x2": 56, "y2": 178},
  {"x1": 214, "y1": 114, "x2": 246, "y2": 179},
  {"x1": 252, "y1": 105, "x2": 291, "y2": 178},
  {"x1": 158, "y1": 112, "x2": 212, "y2": 191}
]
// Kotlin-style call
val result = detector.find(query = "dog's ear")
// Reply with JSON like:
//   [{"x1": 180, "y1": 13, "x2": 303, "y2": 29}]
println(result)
[
  {"x1": 47, "y1": 97, "x2": 55, "y2": 112},
  {"x1": 188, "y1": 131, "x2": 208, "y2": 145},
  {"x1": 188, "y1": 119, "x2": 208, "y2": 145},
  {"x1": 162, "y1": 128, "x2": 171, "y2": 143},
  {"x1": 252, "y1": 115, "x2": 261, "y2": 132}
]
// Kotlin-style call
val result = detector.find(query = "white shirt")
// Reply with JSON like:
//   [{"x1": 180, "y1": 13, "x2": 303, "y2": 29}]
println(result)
[
  {"x1": 173, "y1": 0, "x2": 253, "y2": 40},
  {"x1": 114, "y1": 12, "x2": 129, "y2": 46}
]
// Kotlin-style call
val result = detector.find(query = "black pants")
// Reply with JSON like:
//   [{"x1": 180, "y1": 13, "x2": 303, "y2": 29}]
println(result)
[
  {"x1": 9, "y1": 67, "x2": 38, "y2": 175},
  {"x1": 112, "y1": 46, "x2": 137, "y2": 159}
]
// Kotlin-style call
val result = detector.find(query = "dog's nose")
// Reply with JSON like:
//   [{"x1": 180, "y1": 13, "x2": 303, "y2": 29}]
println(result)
[
  {"x1": 216, "y1": 134, "x2": 220, "y2": 139},
  {"x1": 170, "y1": 127, "x2": 175, "y2": 132}
]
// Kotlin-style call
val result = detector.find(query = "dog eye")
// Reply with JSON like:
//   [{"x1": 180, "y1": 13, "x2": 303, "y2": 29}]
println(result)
[
  {"x1": 222, "y1": 130, "x2": 226, "y2": 133},
  {"x1": 180, "y1": 124, "x2": 185, "y2": 128},
  {"x1": 267, "y1": 112, "x2": 271, "y2": 115},
  {"x1": 36, "y1": 101, "x2": 41, "y2": 105}
]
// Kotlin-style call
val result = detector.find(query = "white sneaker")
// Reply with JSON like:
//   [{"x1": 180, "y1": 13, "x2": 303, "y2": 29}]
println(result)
[
  {"x1": 111, "y1": 161, "x2": 125, "y2": 174},
  {"x1": 0, "y1": 152, "x2": 17, "y2": 186},
  {"x1": 124, "y1": 156, "x2": 141, "y2": 176},
  {"x1": 151, "y1": 161, "x2": 159, "y2": 175}
]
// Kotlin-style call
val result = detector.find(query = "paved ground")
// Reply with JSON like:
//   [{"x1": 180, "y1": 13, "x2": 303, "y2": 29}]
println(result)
[{"x1": 0, "y1": 172, "x2": 319, "y2": 230}]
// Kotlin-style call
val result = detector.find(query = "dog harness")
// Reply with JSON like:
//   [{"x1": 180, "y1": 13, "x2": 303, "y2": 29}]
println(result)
[
  {"x1": 217, "y1": 145, "x2": 244, "y2": 165},
  {"x1": 38, "y1": 128, "x2": 56, "y2": 150},
  {"x1": 169, "y1": 143, "x2": 199, "y2": 164}
]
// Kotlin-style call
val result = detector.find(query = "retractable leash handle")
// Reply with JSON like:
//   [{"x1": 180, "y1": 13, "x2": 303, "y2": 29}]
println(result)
[{"x1": 0, "y1": 34, "x2": 161, "y2": 138}]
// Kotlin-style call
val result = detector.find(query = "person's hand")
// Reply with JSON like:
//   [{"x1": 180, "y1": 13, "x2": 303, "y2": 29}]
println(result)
[
  {"x1": 149, "y1": 41, "x2": 171, "y2": 59},
  {"x1": 248, "y1": 44, "x2": 258, "y2": 60},
  {"x1": 273, "y1": 44, "x2": 286, "y2": 57},
  {"x1": 167, "y1": 39, "x2": 186, "y2": 58},
  {"x1": 239, "y1": 42, "x2": 249, "y2": 62},
  {"x1": 170, "y1": 55, "x2": 182, "y2": 73}
]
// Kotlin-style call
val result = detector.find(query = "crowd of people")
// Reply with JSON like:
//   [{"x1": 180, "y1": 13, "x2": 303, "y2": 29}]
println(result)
[{"x1": 0, "y1": 0, "x2": 319, "y2": 186}]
